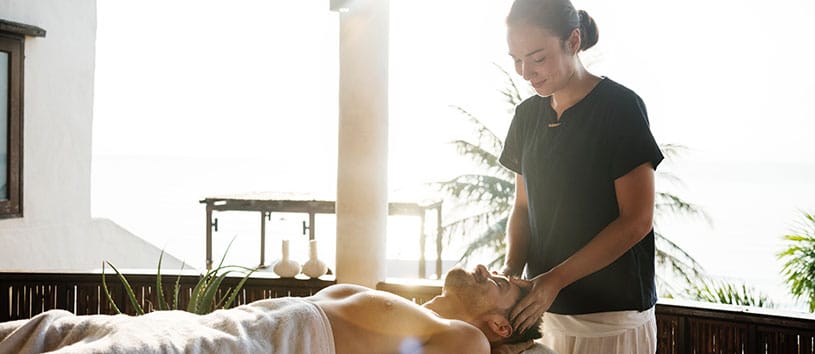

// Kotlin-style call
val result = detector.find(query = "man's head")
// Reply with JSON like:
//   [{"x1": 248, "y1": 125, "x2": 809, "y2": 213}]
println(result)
[{"x1": 441, "y1": 265, "x2": 543, "y2": 345}]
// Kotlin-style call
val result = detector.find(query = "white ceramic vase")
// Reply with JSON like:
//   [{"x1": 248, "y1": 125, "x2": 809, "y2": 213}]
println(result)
[
  {"x1": 273, "y1": 239, "x2": 301, "y2": 278},
  {"x1": 302, "y1": 239, "x2": 328, "y2": 278}
]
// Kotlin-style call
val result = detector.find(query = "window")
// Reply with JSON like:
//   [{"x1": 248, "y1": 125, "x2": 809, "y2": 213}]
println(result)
[
  {"x1": 0, "y1": 19, "x2": 44, "y2": 218},
  {"x1": 0, "y1": 32, "x2": 23, "y2": 218}
]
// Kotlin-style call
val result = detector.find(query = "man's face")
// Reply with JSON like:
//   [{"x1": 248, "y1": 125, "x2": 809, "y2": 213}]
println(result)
[{"x1": 443, "y1": 264, "x2": 521, "y2": 317}]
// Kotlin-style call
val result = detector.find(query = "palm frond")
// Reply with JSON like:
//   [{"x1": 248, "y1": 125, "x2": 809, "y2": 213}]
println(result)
[
  {"x1": 689, "y1": 278, "x2": 774, "y2": 308},
  {"x1": 655, "y1": 192, "x2": 712, "y2": 226},
  {"x1": 448, "y1": 140, "x2": 511, "y2": 177},
  {"x1": 448, "y1": 106, "x2": 505, "y2": 154},
  {"x1": 436, "y1": 174, "x2": 515, "y2": 204},
  {"x1": 777, "y1": 212, "x2": 815, "y2": 312}
]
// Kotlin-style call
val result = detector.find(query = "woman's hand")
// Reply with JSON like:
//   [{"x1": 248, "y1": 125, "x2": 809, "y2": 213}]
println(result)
[{"x1": 509, "y1": 272, "x2": 563, "y2": 333}]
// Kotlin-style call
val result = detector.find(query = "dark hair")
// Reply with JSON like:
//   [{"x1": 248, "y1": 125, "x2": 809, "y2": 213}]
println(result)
[
  {"x1": 505, "y1": 285, "x2": 543, "y2": 344},
  {"x1": 506, "y1": 0, "x2": 599, "y2": 51}
]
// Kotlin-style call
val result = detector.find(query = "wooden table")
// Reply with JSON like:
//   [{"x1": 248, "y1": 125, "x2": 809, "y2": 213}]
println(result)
[{"x1": 200, "y1": 192, "x2": 443, "y2": 277}]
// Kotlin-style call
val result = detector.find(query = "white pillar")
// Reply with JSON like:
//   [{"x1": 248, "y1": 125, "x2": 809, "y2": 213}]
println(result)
[{"x1": 335, "y1": 0, "x2": 389, "y2": 288}]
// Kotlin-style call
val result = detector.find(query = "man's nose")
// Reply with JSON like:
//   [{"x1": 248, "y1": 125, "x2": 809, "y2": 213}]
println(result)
[{"x1": 475, "y1": 264, "x2": 488, "y2": 274}]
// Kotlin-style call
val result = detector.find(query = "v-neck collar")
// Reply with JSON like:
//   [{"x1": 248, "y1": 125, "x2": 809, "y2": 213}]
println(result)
[{"x1": 541, "y1": 76, "x2": 608, "y2": 127}]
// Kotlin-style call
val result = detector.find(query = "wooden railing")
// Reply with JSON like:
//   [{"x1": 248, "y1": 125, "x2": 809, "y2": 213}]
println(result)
[
  {"x1": 0, "y1": 271, "x2": 335, "y2": 321},
  {"x1": 2, "y1": 272, "x2": 814, "y2": 354}
]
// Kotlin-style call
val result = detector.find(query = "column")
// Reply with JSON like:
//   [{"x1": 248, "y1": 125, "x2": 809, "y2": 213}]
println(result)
[{"x1": 334, "y1": 0, "x2": 389, "y2": 288}]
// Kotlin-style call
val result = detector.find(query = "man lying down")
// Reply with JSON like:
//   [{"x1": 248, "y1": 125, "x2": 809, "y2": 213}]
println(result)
[{"x1": 0, "y1": 265, "x2": 544, "y2": 354}]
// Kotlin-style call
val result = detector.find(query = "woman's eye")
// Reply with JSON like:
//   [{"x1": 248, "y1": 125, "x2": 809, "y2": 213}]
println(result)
[{"x1": 534, "y1": 57, "x2": 545, "y2": 63}]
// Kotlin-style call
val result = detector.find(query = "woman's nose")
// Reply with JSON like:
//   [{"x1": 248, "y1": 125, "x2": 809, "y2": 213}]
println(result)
[{"x1": 521, "y1": 61, "x2": 535, "y2": 80}]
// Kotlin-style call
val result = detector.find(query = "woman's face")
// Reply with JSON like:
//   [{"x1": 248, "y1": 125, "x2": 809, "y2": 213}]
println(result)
[{"x1": 507, "y1": 24, "x2": 577, "y2": 97}]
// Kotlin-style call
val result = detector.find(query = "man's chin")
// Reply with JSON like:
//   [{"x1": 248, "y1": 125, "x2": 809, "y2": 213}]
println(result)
[{"x1": 442, "y1": 267, "x2": 473, "y2": 291}]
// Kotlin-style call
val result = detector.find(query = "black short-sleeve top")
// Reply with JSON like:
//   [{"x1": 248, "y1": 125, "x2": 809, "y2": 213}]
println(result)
[{"x1": 499, "y1": 77, "x2": 664, "y2": 315}]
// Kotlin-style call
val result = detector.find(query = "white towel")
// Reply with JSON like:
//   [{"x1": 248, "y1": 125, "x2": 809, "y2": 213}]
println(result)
[
  {"x1": 538, "y1": 307, "x2": 657, "y2": 354},
  {"x1": 0, "y1": 297, "x2": 335, "y2": 354}
]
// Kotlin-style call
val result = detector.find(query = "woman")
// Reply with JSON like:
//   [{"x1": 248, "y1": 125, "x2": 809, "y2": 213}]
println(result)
[{"x1": 498, "y1": 0, "x2": 663, "y2": 353}]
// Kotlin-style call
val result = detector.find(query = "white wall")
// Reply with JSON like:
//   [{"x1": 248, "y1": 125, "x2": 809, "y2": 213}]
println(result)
[{"x1": 0, "y1": 0, "x2": 183, "y2": 271}]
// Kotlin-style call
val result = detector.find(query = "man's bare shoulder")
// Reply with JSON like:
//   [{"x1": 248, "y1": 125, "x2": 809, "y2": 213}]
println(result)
[
  {"x1": 310, "y1": 283, "x2": 371, "y2": 300},
  {"x1": 424, "y1": 320, "x2": 491, "y2": 354}
]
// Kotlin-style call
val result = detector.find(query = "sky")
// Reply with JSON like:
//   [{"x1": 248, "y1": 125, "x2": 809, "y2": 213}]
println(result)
[
  {"x1": 94, "y1": 0, "x2": 815, "y2": 168},
  {"x1": 93, "y1": 0, "x2": 815, "y2": 309}
]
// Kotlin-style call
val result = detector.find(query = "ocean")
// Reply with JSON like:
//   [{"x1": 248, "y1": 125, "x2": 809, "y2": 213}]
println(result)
[{"x1": 90, "y1": 154, "x2": 815, "y2": 312}]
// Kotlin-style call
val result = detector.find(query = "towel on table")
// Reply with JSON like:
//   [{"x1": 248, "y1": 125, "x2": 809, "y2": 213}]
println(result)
[
  {"x1": 523, "y1": 341, "x2": 558, "y2": 354},
  {"x1": 0, "y1": 297, "x2": 335, "y2": 354}
]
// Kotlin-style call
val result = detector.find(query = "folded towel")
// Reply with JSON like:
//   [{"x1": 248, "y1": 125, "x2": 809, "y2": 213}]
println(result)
[{"x1": 0, "y1": 297, "x2": 335, "y2": 354}]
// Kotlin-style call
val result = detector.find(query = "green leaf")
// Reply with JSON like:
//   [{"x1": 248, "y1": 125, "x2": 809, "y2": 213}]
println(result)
[
  {"x1": 155, "y1": 250, "x2": 168, "y2": 311},
  {"x1": 172, "y1": 262, "x2": 186, "y2": 310},
  {"x1": 777, "y1": 212, "x2": 815, "y2": 312},
  {"x1": 101, "y1": 262, "x2": 122, "y2": 314},
  {"x1": 196, "y1": 270, "x2": 233, "y2": 314},
  {"x1": 187, "y1": 269, "x2": 216, "y2": 313},
  {"x1": 221, "y1": 266, "x2": 258, "y2": 309},
  {"x1": 106, "y1": 261, "x2": 144, "y2": 315}
]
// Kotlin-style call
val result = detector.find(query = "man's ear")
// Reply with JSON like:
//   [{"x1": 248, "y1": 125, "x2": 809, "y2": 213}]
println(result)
[{"x1": 483, "y1": 313, "x2": 513, "y2": 339}]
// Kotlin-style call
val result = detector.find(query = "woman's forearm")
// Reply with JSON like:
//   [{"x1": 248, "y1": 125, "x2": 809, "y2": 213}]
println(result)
[{"x1": 503, "y1": 173, "x2": 531, "y2": 276}]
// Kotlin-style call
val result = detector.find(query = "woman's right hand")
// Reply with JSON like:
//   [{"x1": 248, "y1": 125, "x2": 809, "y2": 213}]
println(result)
[{"x1": 509, "y1": 272, "x2": 564, "y2": 333}]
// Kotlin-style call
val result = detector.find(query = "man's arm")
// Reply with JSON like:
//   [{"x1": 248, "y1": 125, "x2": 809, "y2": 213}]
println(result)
[{"x1": 503, "y1": 173, "x2": 530, "y2": 276}]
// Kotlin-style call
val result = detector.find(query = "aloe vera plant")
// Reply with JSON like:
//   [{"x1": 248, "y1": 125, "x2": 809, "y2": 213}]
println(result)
[{"x1": 102, "y1": 237, "x2": 257, "y2": 315}]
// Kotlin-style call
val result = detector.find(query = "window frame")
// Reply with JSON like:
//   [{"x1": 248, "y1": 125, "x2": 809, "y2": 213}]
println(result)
[{"x1": 0, "y1": 32, "x2": 24, "y2": 218}]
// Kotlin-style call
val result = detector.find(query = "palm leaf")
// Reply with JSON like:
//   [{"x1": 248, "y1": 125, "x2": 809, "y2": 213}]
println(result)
[{"x1": 777, "y1": 213, "x2": 815, "y2": 312}]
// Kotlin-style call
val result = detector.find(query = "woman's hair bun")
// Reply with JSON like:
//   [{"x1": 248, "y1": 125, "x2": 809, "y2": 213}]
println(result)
[{"x1": 578, "y1": 9, "x2": 599, "y2": 51}]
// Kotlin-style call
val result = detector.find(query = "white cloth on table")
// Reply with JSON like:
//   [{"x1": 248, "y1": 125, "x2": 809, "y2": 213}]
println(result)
[
  {"x1": 538, "y1": 307, "x2": 656, "y2": 354},
  {"x1": 0, "y1": 297, "x2": 335, "y2": 354}
]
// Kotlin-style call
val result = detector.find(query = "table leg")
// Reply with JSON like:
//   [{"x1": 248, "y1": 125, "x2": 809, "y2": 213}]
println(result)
[
  {"x1": 260, "y1": 211, "x2": 267, "y2": 267},
  {"x1": 419, "y1": 214, "x2": 426, "y2": 279},
  {"x1": 206, "y1": 203, "x2": 213, "y2": 270},
  {"x1": 435, "y1": 205, "x2": 443, "y2": 279}
]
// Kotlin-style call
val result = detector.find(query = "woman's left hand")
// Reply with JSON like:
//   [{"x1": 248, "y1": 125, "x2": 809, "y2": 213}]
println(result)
[{"x1": 509, "y1": 273, "x2": 562, "y2": 333}]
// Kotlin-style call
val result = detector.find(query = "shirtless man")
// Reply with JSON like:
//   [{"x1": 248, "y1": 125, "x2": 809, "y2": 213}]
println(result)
[
  {"x1": 312, "y1": 264, "x2": 542, "y2": 354},
  {"x1": 0, "y1": 264, "x2": 541, "y2": 354}
]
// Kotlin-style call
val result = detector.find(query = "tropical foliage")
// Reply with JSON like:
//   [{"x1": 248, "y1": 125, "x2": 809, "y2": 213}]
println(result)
[
  {"x1": 436, "y1": 65, "x2": 709, "y2": 295},
  {"x1": 103, "y1": 238, "x2": 256, "y2": 315},
  {"x1": 778, "y1": 212, "x2": 815, "y2": 312},
  {"x1": 688, "y1": 278, "x2": 773, "y2": 308}
]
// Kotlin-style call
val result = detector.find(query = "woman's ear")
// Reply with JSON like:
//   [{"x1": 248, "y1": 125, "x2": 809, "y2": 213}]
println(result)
[{"x1": 568, "y1": 28, "x2": 581, "y2": 54}]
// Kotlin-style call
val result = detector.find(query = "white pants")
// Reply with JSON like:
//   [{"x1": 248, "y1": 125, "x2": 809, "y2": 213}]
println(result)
[{"x1": 539, "y1": 307, "x2": 657, "y2": 354}]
